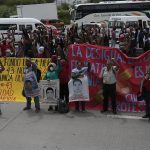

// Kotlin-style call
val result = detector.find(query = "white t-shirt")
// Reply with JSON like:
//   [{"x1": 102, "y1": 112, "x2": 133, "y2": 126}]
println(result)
[{"x1": 100, "y1": 66, "x2": 117, "y2": 84}]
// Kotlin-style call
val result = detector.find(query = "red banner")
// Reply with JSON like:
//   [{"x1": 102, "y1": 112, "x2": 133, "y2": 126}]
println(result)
[{"x1": 68, "y1": 44, "x2": 150, "y2": 112}]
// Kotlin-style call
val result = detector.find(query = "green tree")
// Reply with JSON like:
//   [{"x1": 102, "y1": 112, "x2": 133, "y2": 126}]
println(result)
[
  {"x1": 0, "y1": 5, "x2": 16, "y2": 17},
  {"x1": 58, "y1": 3, "x2": 71, "y2": 24}
]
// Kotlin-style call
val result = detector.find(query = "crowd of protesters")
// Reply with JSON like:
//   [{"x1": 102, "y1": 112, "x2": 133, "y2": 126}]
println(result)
[
  {"x1": 0, "y1": 22, "x2": 150, "y2": 58},
  {"x1": 0, "y1": 22, "x2": 150, "y2": 119}
]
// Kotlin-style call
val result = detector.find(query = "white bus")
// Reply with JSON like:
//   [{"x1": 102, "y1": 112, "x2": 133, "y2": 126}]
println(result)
[
  {"x1": 70, "y1": 1, "x2": 150, "y2": 27},
  {"x1": 0, "y1": 18, "x2": 46, "y2": 42},
  {"x1": 108, "y1": 16, "x2": 150, "y2": 39}
]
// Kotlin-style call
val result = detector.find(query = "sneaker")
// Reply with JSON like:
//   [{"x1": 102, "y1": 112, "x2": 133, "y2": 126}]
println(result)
[
  {"x1": 112, "y1": 111, "x2": 117, "y2": 115},
  {"x1": 23, "y1": 107, "x2": 31, "y2": 110},
  {"x1": 142, "y1": 115, "x2": 149, "y2": 118},
  {"x1": 54, "y1": 106, "x2": 58, "y2": 111},
  {"x1": 35, "y1": 108, "x2": 40, "y2": 113},
  {"x1": 82, "y1": 109, "x2": 86, "y2": 113},
  {"x1": 101, "y1": 110, "x2": 108, "y2": 113},
  {"x1": 75, "y1": 108, "x2": 80, "y2": 112},
  {"x1": 48, "y1": 106, "x2": 53, "y2": 111}
]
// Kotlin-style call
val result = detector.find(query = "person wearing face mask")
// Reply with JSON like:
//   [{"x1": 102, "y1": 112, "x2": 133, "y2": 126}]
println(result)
[{"x1": 43, "y1": 56, "x2": 61, "y2": 111}]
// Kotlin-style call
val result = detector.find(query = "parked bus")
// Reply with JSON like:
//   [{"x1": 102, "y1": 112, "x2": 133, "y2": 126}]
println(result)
[
  {"x1": 0, "y1": 18, "x2": 46, "y2": 42},
  {"x1": 70, "y1": 1, "x2": 150, "y2": 26},
  {"x1": 108, "y1": 15, "x2": 150, "y2": 39}
]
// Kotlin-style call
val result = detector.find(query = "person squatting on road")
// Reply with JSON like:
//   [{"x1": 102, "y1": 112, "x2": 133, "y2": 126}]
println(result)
[
  {"x1": 100, "y1": 58, "x2": 120, "y2": 114},
  {"x1": 71, "y1": 60, "x2": 91, "y2": 111},
  {"x1": 23, "y1": 58, "x2": 40, "y2": 113},
  {"x1": 140, "y1": 73, "x2": 150, "y2": 120}
]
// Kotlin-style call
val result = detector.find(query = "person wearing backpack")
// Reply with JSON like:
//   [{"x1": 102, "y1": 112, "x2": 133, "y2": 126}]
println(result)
[
  {"x1": 23, "y1": 58, "x2": 40, "y2": 113},
  {"x1": 100, "y1": 58, "x2": 119, "y2": 114}
]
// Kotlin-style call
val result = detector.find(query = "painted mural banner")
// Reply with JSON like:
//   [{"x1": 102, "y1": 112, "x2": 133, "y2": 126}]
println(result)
[
  {"x1": 0, "y1": 58, "x2": 51, "y2": 102},
  {"x1": 68, "y1": 44, "x2": 150, "y2": 112}
]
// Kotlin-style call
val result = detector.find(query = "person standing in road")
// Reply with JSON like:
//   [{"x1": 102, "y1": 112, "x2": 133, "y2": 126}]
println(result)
[
  {"x1": 23, "y1": 58, "x2": 40, "y2": 113},
  {"x1": 0, "y1": 61, "x2": 5, "y2": 115},
  {"x1": 100, "y1": 58, "x2": 119, "y2": 114},
  {"x1": 71, "y1": 60, "x2": 91, "y2": 112},
  {"x1": 43, "y1": 56, "x2": 61, "y2": 111},
  {"x1": 139, "y1": 73, "x2": 150, "y2": 120}
]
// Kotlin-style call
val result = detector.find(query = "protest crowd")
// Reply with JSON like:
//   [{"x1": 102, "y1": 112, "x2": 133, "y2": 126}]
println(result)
[
  {"x1": 0, "y1": 22, "x2": 150, "y2": 58},
  {"x1": 0, "y1": 22, "x2": 150, "y2": 120}
]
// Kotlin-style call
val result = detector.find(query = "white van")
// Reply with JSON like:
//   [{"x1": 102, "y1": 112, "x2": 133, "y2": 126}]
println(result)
[
  {"x1": 0, "y1": 18, "x2": 46, "y2": 42},
  {"x1": 108, "y1": 16, "x2": 150, "y2": 39}
]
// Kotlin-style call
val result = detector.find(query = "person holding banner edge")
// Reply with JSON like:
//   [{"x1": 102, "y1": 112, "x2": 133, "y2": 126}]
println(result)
[
  {"x1": 0, "y1": 61, "x2": 5, "y2": 115},
  {"x1": 71, "y1": 60, "x2": 91, "y2": 112},
  {"x1": 100, "y1": 58, "x2": 119, "y2": 114}
]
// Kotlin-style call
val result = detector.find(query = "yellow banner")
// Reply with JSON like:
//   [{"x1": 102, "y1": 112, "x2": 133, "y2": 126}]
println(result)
[{"x1": 0, "y1": 58, "x2": 51, "y2": 102}]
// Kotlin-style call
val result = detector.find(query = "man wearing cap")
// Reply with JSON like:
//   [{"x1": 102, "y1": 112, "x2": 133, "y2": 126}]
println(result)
[{"x1": 100, "y1": 58, "x2": 119, "y2": 114}]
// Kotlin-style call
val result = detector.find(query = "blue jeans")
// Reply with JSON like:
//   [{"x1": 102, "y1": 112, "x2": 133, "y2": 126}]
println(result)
[{"x1": 26, "y1": 96, "x2": 40, "y2": 109}]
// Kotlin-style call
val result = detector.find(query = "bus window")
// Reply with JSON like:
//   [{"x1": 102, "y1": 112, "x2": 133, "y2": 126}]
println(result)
[
  {"x1": 147, "y1": 20, "x2": 150, "y2": 26},
  {"x1": 0, "y1": 24, "x2": 17, "y2": 30},
  {"x1": 126, "y1": 21, "x2": 138, "y2": 27},
  {"x1": 75, "y1": 11, "x2": 82, "y2": 20},
  {"x1": 108, "y1": 21, "x2": 123, "y2": 28},
  {"x1": 143, "y1": 21, "x2": 147, "y2": 28},
  {"x1": 19, "y1": 25, "x2": 25, "y2": 31}
]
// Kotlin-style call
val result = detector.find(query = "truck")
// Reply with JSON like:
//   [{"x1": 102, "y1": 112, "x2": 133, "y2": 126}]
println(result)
[{"x1": 16, "y1": 3, "x2": 58, "y2": 20}]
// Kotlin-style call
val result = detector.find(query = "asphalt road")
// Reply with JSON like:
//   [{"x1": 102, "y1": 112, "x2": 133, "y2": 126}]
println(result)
[{"x1": 0, "y1": 103, "x2": 150, "y2": 150}]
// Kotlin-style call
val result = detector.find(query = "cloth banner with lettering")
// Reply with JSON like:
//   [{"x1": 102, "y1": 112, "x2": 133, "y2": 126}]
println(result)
[
  {"x1": 68, "y1": 44, "x2": 150, "y2": 112},
  {"x1": 39, "y1": 80, "x2": 59, "y2": 105},
  {"x1": 0, "y1": 58, "x2": 51, "y2": 102},
  {"x1": 69, "y1": 76, "x2": 90, "y2": 102}
]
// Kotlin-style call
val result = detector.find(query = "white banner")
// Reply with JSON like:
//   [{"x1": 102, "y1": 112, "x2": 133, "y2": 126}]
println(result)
[
  {"x1": 24, "y1": 71, "x2": 40, "y2": 97},
  {"x1": 69, "y1": 76, "x2": 90, "y2": 102},
  {"x1": 40, "y1": 80, "x2": 59, "y2": 105}
]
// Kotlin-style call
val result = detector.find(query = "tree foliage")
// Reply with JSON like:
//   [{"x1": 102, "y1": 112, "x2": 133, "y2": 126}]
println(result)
[
  {"x1": 58, "y1": 3, "x2": 71, "y2": 24},
  {"x1": 0, "y1": 0, "x2": 55, "y2": 18}
]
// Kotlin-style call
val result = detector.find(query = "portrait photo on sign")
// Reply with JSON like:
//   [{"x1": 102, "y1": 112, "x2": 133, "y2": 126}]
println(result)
[
  {"x1": 69, "y1": 76, "x2": 90, "y2": 102},
  {"x1": 24, "y1": 71, "x2": 40, "y2": 97},
  {"x1": 40, "y1": 80, "x2": 59, "y2": 105}
]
